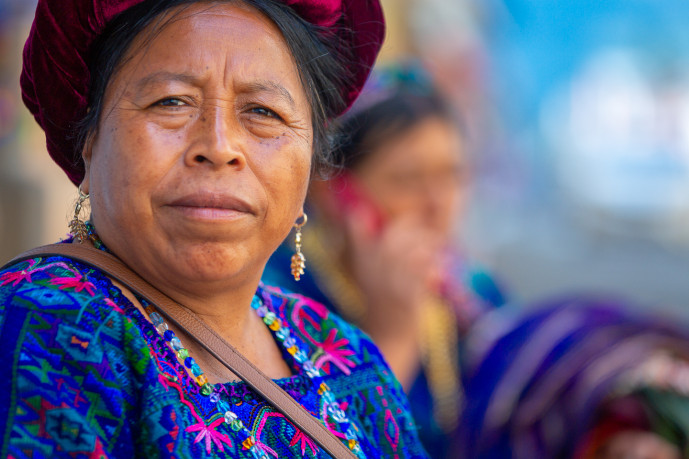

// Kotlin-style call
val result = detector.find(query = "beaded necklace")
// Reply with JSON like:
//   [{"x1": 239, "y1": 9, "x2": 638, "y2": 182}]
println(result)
[
  {"x1": 83, "y1": 224, "x2": 364, "y2": 458},
  {"x1": 302, "y1": 220, "x2": 462, "y2": 433}
]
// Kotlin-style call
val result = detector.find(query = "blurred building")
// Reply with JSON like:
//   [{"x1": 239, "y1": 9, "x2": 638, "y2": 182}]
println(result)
[{"x1": 0, "y1": 0, "x2": 73, "y2": 262}]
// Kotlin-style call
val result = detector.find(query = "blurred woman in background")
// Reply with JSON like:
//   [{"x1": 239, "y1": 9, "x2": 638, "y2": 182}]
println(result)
[
  {"x1": 263, "y1": 63, "x2": 507, "y2": 458},
  {"x1": 264, "y1": 62, "x2": 689, "y2": 459}
]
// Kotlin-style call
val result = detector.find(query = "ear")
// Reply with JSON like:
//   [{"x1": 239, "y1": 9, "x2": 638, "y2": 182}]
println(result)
[{"x1": 80, "y1": 134, "x2": 95, "y2": 194}]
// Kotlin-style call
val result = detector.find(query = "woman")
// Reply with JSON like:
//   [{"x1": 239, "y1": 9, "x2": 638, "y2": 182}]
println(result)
[
  {"x1": 263, "y1": 64, "x2": 507, "y2": 458},
  {"x1": 0, "y1": 0, "x2": 428, "y2": 457}
]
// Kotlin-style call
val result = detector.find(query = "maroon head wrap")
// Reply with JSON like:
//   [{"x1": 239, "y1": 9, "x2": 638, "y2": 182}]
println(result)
[{"x1": 20, "y1": 0, "x2": 385, "y2": 185}]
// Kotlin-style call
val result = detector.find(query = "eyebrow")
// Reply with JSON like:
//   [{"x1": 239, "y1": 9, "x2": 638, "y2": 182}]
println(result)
[
  {"x1": 242, "y1": 80, "x2": 296, "y2": 111},
  {"x1": 133, "y1": 73, "x2": 297, "y2": 110},
  {"x1": 135, "y1": 71, "x2": 201, "y2": 90}
]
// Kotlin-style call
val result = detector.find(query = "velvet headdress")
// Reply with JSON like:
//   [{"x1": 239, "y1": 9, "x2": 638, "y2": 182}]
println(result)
[{"x1": 20, "y1": 0, "x2": 385, "y2": 185}]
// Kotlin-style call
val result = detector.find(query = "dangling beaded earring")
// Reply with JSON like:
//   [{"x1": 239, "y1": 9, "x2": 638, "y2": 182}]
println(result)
[
  {"x1": 69, "y1": 185, "x2": 90, "y2": 243},
  {"x1": 290, "y1": 213, "x2": 307, "y2": 281}
]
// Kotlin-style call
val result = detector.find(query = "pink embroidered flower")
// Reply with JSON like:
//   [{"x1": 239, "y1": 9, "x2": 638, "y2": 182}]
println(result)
[
  {"x1": 254, "y1": 441, "x2": 278, "y2": 458},
  {"x1": 289, "y1": 429, "x2": 319, "y2": 457},
  {"x1": 314, "y1": 329, "x2": 356, "y2": 375},
  {"x1": 0, "y1": 260, "x2": 38, "y2": 286},
  {"x1": 291, "y1": 295, "x2": 329, "y2": 330},
  {"x1": 291, "y1": 295, "x2": 334, "y2": 346},
  {"x1": 185, "y1": 419, "x2": 233, "y2": 454},
  {"x1": 0, "y1": 269, "x2": 33, "y2": 286},
  {"x1": 50, "y1": 274, "x2": 96, "y2": 296},
  {"x1": 254, "y1": 412, "x2": 285, "y2": 457},
  {"x1": 90, "y1": 437, "x2": 110, "y2": 459},
  {"x1": 103, "y1": 298, "x2": 124, "y2": 314}
]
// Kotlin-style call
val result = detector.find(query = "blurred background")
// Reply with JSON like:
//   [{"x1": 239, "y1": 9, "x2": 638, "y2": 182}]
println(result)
[{"x1": 1, "y1": 0, "x2": 689, "y2": 312}]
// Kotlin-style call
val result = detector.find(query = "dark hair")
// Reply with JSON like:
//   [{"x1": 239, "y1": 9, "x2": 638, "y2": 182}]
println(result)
[
  {"x1": 77, "y1": 0, "x2": 351, "y2": 174},
  {"x1": 333, "y1": 88, "x2": 457, "y2": 171}
]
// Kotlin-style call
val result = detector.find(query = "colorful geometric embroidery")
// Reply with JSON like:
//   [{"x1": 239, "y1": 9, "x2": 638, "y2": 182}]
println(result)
[{"x1": 0, "y1": 253, "x2": 427, "y2": 458}]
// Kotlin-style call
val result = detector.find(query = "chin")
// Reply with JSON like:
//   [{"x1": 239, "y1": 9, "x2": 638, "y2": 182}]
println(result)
[{"x1": 171, "y1": 243, "x2": 262, "y2": 283}]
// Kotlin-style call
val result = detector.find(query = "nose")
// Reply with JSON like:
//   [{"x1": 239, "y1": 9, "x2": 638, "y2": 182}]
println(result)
[
  {"x1": 185, "y1": 104, "x2": 246, "y2": 170},
  {"x1": 420, "y1": 176, "x2": 458, "y2": 232}
]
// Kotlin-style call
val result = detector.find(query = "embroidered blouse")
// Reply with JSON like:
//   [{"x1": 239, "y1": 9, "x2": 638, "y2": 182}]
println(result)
[
  {"x1": 0, "y1": 252, "x2": 428, "y2": 458},
  {"x1": 264, "y1": 240, "x2": 507, "y2": 458}
]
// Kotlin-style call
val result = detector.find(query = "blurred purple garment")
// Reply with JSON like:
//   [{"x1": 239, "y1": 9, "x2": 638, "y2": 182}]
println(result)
[{"x1": 459, "y1": 297, "x2": 689, "y2": 458}]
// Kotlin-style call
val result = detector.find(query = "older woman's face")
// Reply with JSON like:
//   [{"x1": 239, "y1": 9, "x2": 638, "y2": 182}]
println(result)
[{"x1": 83, "y1": 3, "x2": 312, "y2": 292}]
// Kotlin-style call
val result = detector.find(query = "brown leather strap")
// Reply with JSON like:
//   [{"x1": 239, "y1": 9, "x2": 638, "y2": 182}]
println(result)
[{"x1": 3, "y1": 244, "x2": 356, "y2": 459}]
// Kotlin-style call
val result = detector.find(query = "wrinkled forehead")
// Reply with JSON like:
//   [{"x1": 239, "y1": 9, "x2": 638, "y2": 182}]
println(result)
[
  {"x1": 115, "y1": 2, "x2": 296, "y2": 82},
  {"x1": 358, "y1": 116, "x2": 465, "y2": 172},
  {"x1": 127, "y1": 2, "x2": 283, "y2": 53},
  {"x1": 101, "y1": 2, "x2": 309, "y2": 114}
]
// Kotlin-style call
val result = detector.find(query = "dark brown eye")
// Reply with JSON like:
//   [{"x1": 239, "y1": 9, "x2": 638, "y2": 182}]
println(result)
[
  {"x1": 155, "y1": 97, "x2": 186, "y2": 107},
  {"x1": 250, "y1": 106, "x2": 282, "y2": 120}
]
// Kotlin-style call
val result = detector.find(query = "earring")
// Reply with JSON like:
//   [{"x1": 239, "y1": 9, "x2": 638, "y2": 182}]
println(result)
[
  {"x1": 291, "y1": 213, "x2": 308, "y2": 281},
  {"x1": 69, "y1": 185, "x2": 89, "y2": 243}
]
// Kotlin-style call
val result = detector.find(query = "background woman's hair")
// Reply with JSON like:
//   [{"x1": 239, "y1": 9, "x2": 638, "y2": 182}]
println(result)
[
  {"x1": 332, "y1": 76, "x2": 457, "y2": 171},
  {"x1": 76, "y1": 0, "x2": 352, "y2": 175}
]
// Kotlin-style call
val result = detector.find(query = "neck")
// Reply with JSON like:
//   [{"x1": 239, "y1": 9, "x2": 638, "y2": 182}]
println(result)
[
  {"x1": 141, "y1": 274, "x2": 293, "y2": 381},
  {"x1": 158, "y1": 275, "x2": 263, "y2": 344},
  {"x1": 86, "y1": 222, "x2": 266, "y2": 345}
]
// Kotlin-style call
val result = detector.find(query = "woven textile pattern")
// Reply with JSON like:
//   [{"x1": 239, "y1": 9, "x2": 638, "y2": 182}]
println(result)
[{"x1": 0, "y1": 253, "x2": 427, "y2": 458}]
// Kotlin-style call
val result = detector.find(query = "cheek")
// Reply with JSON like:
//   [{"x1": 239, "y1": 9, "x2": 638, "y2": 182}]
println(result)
[
  {"x1": 292, "y1": 155, "x2": 312, "y2": 198},
  {"x1": 453, "y1": 186, "x2": 470, "y2": 215},
  {"x1": 260, "y1": 138, "x2": 312, "y2": 208},
  {"x1": 383, "y1": 196, "x2": 421, "y2": 219},
  {"x1": 90, "y1": 123, "x2": 171, "y2": 217},
  {"x1": 364, "y1": 181, "x2": 416, "y2": 218}
]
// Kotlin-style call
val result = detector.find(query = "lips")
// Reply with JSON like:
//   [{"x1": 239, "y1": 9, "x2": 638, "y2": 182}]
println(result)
[{"x1": 167, "y1": 191, "x2": 255, "y2": 219}]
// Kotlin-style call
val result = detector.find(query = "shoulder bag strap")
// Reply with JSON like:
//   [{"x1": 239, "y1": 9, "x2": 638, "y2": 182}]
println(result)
[{"x1": 3, "y1": 244, "x2": 356, "y2": 459}]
